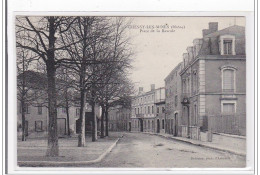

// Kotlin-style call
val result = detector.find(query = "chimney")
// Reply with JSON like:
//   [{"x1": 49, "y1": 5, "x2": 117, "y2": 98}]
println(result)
[
  {"x1": 193, "y1": 38, "x2": 203, "y2": 57},
  {"x1": 183, "y1": 53, "x2": 188, "y2": 67},
  {"x1": 208, "y1": 22, "x2": 218, "y2": 33},
  {"x1": 202, "y1": 22, "x2": 218, "y2": 37},
  {"x1": 187, "y1": 46, "x2": 194, "y2": 61},
  {"x1": 151, "y1": 84, "x2": 155, "y2": 91},
  {"x1": 139, "y1": 87, "x2": 143, "y2": 92},
  {"x1": 202, "y1": 29, "x2": 210, "y2": 37}
]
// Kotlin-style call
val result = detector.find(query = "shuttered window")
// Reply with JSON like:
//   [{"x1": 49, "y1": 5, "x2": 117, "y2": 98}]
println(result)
[{"x1": 223, "y1": 69, "x2": 234, "y2": 92}]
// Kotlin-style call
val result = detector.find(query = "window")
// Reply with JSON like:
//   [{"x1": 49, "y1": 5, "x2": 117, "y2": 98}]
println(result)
[
  {"x1": 145, "y1": 107, "x2": 146, "y2": 114},
  {"x1": 175, "y1": 95, "x2": 178, "y2": 107},
  {"x1": 148, "y1": 120, "x2": 150, "y2": 129},
  {"x1": 219, "y1": 35, "x2": 236, "y2": 55},
  {"x1": 35, "y1": 121, "x2": 43, "y2": 132},
  {"x1": 193, "y1": 71, "x2": 197, "y2": 93},
  {"x1": 223, "y1": 40, "x2": 233, "y2": 55},
  {"x1": 194, "y1": 104, "x2": 198, "y2": 125},
  {"x1": 62, "y1": 107, "x2": 66, "y2": 113},
  {"x1": 20, "y1": 103, "x2": 30, "y2": 114},
  {"x1": 25, "y1": 103, "x2": 30, "y2": 114},
  {"x1": 162, "y1": 119, "x2": 165, "y2": 129},
  {"x1": 157, "y1": 107, "x2": 160, "y2": 113},
  {"x1": 182, "y1": 79, "x2": 186, "y2": 93},
  {"x1": 135, "y1": 108, "x2": 136, "y2": 114},
  {"x1": 222, "y1": 68, "x2": 235, "y2": 92},
  {"x1": 222, "y1": 103, "x2": 235, "y2": 114},
  {"x1": 138, "y1": 108, "x2": 139, "y2": 114},
  {"x1": 162, "y1": 107, "x2": 165, "y2": 113},
  {"x1": 38, "y1": 106, "x2": 42, "y2": 115},
  {"x1": 148, "y1": 106, "x2": 150, "y2": 114},
  {"x1": 76, "y1": 108, "x2": 80, "y2": 116},
  {"x1": 152, "y1": 106, "x2": 154, "y2": 114}
]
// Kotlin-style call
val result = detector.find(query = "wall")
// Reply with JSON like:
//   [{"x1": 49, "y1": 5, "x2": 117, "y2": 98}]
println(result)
[{"x1": 17, "y1": 103, "x2": 79, "y2": 137}]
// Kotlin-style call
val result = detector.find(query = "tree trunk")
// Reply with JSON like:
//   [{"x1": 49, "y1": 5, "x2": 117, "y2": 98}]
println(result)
[
  {"x1": 21, "y1": 100, "x2": 26, "y2": 141},
  {"x1": 46, "y1": 59, "x2": 59, "y2": 157},
  {"x1": 92, "y1": 102, "x2": 97, "y2": 142},
  {"x1": 78, "y1": 87, "x2": 86, "y2": 147},
  {"x1": 100, "y1": 105, "x2": 105, "y2": 138},
  {"x1": 105, "y1": 106, "x2": 109, "y2": 137},
  {"x1": 46, "y1": 17, "x2": 59, "y2": 157},
  {"x1": 66, "y1": 105, "x2": 71, "y2": 136}
]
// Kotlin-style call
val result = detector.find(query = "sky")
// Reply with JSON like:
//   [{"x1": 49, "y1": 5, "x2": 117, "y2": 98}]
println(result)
[{"x1": 126, "y1": 17, "x2": 245, "y2": 92}]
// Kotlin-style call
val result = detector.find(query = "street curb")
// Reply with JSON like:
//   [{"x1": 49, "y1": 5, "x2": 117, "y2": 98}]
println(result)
[
  {"x1": 141, "y1": 132, "x2": 246, "y2": 157},
  {"x1": 18, "y1": 135, "x2": 122, "y2": 167}
]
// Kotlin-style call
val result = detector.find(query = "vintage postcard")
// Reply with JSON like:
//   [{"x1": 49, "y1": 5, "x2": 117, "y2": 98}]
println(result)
[{"x1": 14, "y1": 16, "x2": 249, "y2": 169}]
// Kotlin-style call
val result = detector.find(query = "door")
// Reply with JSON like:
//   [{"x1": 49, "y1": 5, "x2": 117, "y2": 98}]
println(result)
[
  {"x1": 157, "y1": 119, "x2": 160, "y2": 133},
  {"x1": 140, "y1": 119, "x2": 143, "y2": 132},
  {"x1": 57, "y1": 118, "x2": 66, "y2": 137},
  {"x1": 129, "y1": 122, "x2": 131, "y2": 132},
  {"x1": 174, "y1": 113, "x2": 178, "y2": 136},
  {"x1": 76, "y1": 119, "x2": 81, "y2": 134},
  {"x1": 25, "y1": 121, "x2": 28, "y2": 136}
]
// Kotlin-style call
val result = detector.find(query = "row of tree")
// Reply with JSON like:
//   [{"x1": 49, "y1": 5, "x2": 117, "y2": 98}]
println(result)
[{"x1": 16, "y1": 16, "x2": 134, "y2": 157}]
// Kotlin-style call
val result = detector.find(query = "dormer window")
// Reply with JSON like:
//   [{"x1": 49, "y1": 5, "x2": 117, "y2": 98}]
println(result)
[
  {"x1": 219, "y1": 35, "x2": 236, "y2": 55},
  {"x1": 223, "y1": 39, "x2": 233, "y2": 55}
]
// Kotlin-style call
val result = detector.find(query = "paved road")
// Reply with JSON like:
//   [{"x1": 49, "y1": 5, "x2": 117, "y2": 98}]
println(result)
[{"x1": 89, "y1": 132, "x2": 245, "y2": 168}]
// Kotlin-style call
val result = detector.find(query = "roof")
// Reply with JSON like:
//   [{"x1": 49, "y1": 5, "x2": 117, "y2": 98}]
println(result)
[
  {"x1": 17, "y1": 70, "x2": 48, "y2": 90},
  {"x1": 17, "y1": 70, "x2": 70, "y2": 90},
  {"x1": 164, "y1": 62, "x2": 183, "y2": 81},
  {"x1": 198, "y1": 25, "x2": 245, "y2": 56},
  {"x1": 204, "y1": 25, "x2": 245, "y2": 38}
]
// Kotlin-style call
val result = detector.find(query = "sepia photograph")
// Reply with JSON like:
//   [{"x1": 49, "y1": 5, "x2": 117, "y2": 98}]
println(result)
[{"x1": 15, "y1": 16, "x2": 247, "y2": 168}]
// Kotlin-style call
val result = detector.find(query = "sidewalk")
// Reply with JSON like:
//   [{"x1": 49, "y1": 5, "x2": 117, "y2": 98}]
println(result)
[
  {"x1": 144, "y1": 132, "x2": 246, "y2": 157},
  {"x1": 18, "y1": 132, "x2": 124, "y2": 167}
]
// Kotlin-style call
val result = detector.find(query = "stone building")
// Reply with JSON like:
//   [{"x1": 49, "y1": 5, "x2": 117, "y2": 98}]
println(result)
[
  {"x1": 17, "y1": 71, "x2": 101, "y2": 138},
  {"x1": 179, "y1": 22, "x2": 246, "y2": 139},
  {"x1": 131, "y1": 85, "x2": 165, "y2": 133},
  {"x1": 164, "y1": 62, "x2": 183, "y2": 136},
  {"x1": 108, "y1": 105, "x2": 131, "y2": 132}
]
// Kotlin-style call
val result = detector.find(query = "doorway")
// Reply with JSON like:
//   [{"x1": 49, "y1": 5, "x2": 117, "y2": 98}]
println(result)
[
  {"x1": 129, "y1": 122, "x2": 131, "y2": 132},
  {"x1": 57, "y1": 118, "x2": 66, "y2": 137},
  {"x1": 140, "y1": 119, "x2": 143, "y2": 132},
  {"x1": 174, "y1": 113, "x2": 178, "y2": 136},
  {"x1": 157, "y1": 119, "x2": 160, "y2": 133}
]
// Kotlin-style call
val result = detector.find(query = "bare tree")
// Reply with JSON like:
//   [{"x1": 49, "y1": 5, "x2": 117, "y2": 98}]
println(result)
[
  {"x1": 16, "y1": 47, "x2": 39, "y2": 141},
  {"x1": 16, "y1": 16, "x2": 77, "y2": 156},
  {"x1": 59, "y1": 17, "x2": 112, "y2": 145}
]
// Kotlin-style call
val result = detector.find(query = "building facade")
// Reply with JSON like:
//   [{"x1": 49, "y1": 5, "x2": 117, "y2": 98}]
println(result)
[
  {"x1": 179, "y1": 22, "x2": 246, "y2": 139},
  {"x1": 17, "y1": 103, "x2": 79, "y2": 138},
  {"x1": 108, "y1": 105, "x2": 131, "y2": 132},
  {"x1": 164, "y1": 62, "x2": 183, "y2": 136},
  {"x1": 131, "y1": 85, "x2": 165, "y2": 133},
  {"x1": 17, "y1": 71, "x2": 102, "y2": 139}
]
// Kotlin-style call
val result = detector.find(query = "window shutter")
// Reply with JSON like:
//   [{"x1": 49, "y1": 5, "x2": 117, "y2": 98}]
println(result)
[{"x1": 223, "y1": 69, "x2": 234, "y2": 91}]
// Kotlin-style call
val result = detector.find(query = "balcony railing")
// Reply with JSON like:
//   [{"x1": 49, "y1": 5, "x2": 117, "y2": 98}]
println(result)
[
  {"x1": 136, "y1": 114, "x2": 144, "y2": 118},
  {"x1": 222, "y1": 89, "x2": 235, "y2": 93}
]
